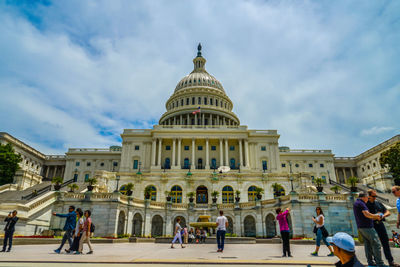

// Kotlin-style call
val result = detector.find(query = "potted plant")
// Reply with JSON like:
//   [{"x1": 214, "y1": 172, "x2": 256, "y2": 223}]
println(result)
[
  {"x1": 125, "y1": 183, "x2": 134, "y2": 196},
  {"x1": 272, "y1": 183, "x2": 283, "y2": 198},
  {"x1": 330, "y1": 185, "x2": 341, "y2": 194},
  {"x1": 187, "y1": 192, "x2": 195, "y2": 203},
  {"x1": 165, "y1": 191, "x2": 172, "y2": 202},
  {"x1": 347, "y1": 176, "x2": 359, "y2": 192},
  {"x1": 211, "y1": 191, "x2": 219, "y2": 203},
  {"x1": 86, "y1": 177, "x2": 97, "y2": 192},
  {"x1": 144, "y1": 186, "x2": 152, "y2": 200},
  {"x1": 52, "y1": 177, "x2": 63, "y2": 191},
  {"x1": 314, "y1": 177, "x2": 324, "y2": 193},
  {"x1": 235, "y1": 190, "x2": 241, "y2": 202},
  {"x1": 255, "y1": 187, "x2": 264, "y2": 200},
  {"x1": 67, "y1": 183, "x2": 79, "y2": 193}
]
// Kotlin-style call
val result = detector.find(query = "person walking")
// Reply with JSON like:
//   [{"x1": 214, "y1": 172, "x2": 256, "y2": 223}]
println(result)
[
  {"x1": 327, "y1": 232, "x2": 364, "y2": 267},
  {"x1": 77, "y1": 210, "x2": 93, "y2": 254},
  {"x1": 310, "y1": 207, "x2": 334, "y2": 257},
  {"x1": 183, "y1": 226, "x2": 188, "y2": 244},
  {"x1": 216, "y1": 210, "x2": 228, "y2": 252},
  {"x1": 170, "y1": 218, "x2": 185, "y2": 249},
  {"x1": 367, "y1": 189, "x2": 399, "y2": 267},
  {"x1": 276, "y1": 207, "x2": 292, "y2": 257},
  {"x1": 1, "y1": 210, "x2": 18, "y2": 252},
  {"x1": 392, "y1": 186, "x2": 400, "y2": 229},
  {"x1": 53, "y1": 206, "x2": 76, "y2": 254},
  {"x1": 353, "y1": 192, "x2": 385, "y2": 267},
  {"x1": 66, "y1": 209, "x2": 84, "y2": 253}
]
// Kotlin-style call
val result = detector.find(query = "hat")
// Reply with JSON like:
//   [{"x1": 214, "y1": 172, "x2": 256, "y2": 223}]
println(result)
[{"x1": 326, "y1": 232, "x2": 355, "y2": 252}]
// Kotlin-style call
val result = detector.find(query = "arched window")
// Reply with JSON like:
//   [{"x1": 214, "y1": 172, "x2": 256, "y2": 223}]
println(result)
[
  {"x1": 211, "y1": 158, "x2": 217, "y2": 169},
  {"x1": 222, "y1": 186, "x2": 234, "y2": 203},
  {"x1": 230, "y1": 158, "x2": 236, "y2": 169},
  {"x1": 184, "y1": 158, "x2": 190, "y2": 169},
  {"x1": 145, "y1": 185, "x2": 157, "y2": 201},
  {"x1": 248, "y1": 186, "x2": 257, "y2": 201},
  {"x1": 171, "y1": 185, "x2": 182, "y2": 203},
  {"x1": 164, "y1": 158, "x2": 171, "y2": 169}
]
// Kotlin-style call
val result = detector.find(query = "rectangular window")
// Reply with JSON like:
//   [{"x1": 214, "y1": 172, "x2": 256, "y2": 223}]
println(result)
[
  {"x1": 320, "y1": 163, "x2": 324, "y2": 168},
  {"x1": 204, "y1": 97, "x2": 207, "y2": 105},
  {"x1": 73, "y1": 173, "x2": 78, "y2": 181},
  {"x1": 135, "y1": 145, "x2": 140, "y2": 150},
  {"x1": 210, "y1": 98, "x2": 213, "y2": 105},
  {"x1": 192, "y1": 97, "x2": 195, "y2": 105},
  {"x1": 84, "y1": 174, "x2": 90, "y2": 182},
  {"x1": 229, "y1": 146, "x2": 235, "y2": 151},
  {"x1": 75, "y1": 162, "x2": 80, "y2": 166},
  {"x1": 100, "y1": 162, "x2": 104, "y2": 167},
  {"x1": 281, "y1": 163, "x2": 286, "y2": 168},
  {"x1": 198, "y1": 146, "x2": 203, "y2": 151},
  {"x1": 261, "y1": 146, "x2": 266, "y2": 151},
  {"x1": 309, "y1": 163, "x2": 313, "y2": 168},
  {"x1": 216, "y1": 99, "x2": 219, "y2": 106},
  {"x1": 87, "y1": 162, "x2": 91, "y2": 167},
  {"x1": 198, "y1": 97, "x2": 201, "y2": 104},
  {"x1": 133, "y1": 160, "x2": 138, "y2": 169},
  {"x1": 113, "y1": 162, "x2": 118, "y2": 167},
  {"x1": 211, "y1": 146, "x2": 216, "y2": 151},
  {"x1": 166, "y1": 145, "x2": 171, "y2": 150},
  {"x1": 262, "y1": 160, "x2": 268, "y2": 170},
  {"x1": 181, "y1": 99, "x2": 183, "y2": 106},
  {"x1": 184, "y1": 146, "x2": 189, "y2": 151},
  {"x1": 186, "y1": 98, "x2": 189, "y2": 105}
]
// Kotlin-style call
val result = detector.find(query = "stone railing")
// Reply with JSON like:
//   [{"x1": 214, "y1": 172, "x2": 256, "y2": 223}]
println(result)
[
  {"x1": 298, "y1": 194, "x2": 319, "y2": 200},
  {"x1": 283, "y1": 149, "x2": 332, "y2": 154},
  {"x1": 45, "y1": 155, "x2": 66, "y2": 160},
  {"x1": 218, "y1": 203, "x2": 235, "y2": 209},
  {"x1": 171, "y1": 203, "x2": 188, "y2": 209},
  {"x1": 326, "y1": 195, "x2": 348, "y2": 201},
  {"x1": 63, "y1": 192, "x2": 85, "y2": 199}
]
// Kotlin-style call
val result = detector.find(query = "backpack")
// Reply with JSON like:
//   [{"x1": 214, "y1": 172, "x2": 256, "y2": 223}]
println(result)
[{"x1": 90, "y1": 223, "x2": 95, "y2": 233}]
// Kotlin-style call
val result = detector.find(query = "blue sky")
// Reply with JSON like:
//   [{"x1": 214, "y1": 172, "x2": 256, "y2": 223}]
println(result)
[{"x1": 0, "y1": 0, "x2": 399, "y2": 156}]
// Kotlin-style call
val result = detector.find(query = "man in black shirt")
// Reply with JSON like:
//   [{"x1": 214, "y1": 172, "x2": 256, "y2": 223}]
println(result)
[
  {"x1": 1, "y1": 210, "x2": 18, "y2": 252},
  {"x1": 367, "y1": 189, "x2": 399, "y2": 267}
]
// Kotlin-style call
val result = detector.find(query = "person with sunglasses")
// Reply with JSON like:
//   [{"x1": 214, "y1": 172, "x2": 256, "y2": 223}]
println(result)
[
  {"x1": 366, "y1": 189, "x2": 399, "y2": 267},
  {"x1": 392, "y1": 186, "x2": 400, "y2": 229}
]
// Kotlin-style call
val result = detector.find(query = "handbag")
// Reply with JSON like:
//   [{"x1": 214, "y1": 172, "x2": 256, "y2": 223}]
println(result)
[
  {"x1": 321, "y1": 226, "x2": 329, "y2": 238},
  {"x1": 313, "y1": 225, "x2": 317, "y2": 234}
]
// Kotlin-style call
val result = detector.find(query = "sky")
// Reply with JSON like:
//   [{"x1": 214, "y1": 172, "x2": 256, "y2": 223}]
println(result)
[{"x1": 0, "y1": 0, "x2": 399, "y2": 156}]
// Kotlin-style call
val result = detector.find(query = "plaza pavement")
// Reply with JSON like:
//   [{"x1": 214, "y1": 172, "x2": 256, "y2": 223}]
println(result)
[{"x1": 0, "y1": 243, "x2": 399, "y2": 266}]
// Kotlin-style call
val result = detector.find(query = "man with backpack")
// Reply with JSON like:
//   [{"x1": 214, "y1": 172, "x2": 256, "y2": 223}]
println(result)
[{"x1": 53, "y1": 206, "x2": 76, "y2": 254}]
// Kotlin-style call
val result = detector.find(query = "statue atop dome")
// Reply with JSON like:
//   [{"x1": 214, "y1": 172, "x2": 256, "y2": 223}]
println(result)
[{"x1": 197, "y1": 43, "x2": 202, "y2": 57}]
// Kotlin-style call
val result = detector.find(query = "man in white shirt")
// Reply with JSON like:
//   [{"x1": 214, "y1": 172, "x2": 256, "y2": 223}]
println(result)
[{"x1": 216, "y1": 210, "x2": 229, "y2": 252}]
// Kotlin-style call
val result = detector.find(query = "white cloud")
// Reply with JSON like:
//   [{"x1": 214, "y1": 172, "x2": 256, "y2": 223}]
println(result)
[{"x1": 361, "y1": 126, "x2": 395, "y2": 136}]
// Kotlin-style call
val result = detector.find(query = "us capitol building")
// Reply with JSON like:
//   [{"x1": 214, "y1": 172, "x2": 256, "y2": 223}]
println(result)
[{"x1": 0, "y1": 45, "x2": 398, "y2": 238}]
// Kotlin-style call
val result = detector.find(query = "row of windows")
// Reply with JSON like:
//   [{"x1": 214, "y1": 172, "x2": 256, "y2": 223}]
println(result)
[
  {"x1": 281, "y1": 163, "x2": 325, "y2": 168},
  {"x1": 166, "y1": 145, "x2": 236, "y2": 151},
  {"x1": 75, "y1": 161, "x2": 119, "y2": 167},
  {"x1": 142, "y1": 185, "x2": 275, "y2": 203},
  {"x1": 168, "y1": 96, "x2": 231, "y2": 110},
  {"x1": 361, "y1": 162, "x2": 377, "y2": 172}
]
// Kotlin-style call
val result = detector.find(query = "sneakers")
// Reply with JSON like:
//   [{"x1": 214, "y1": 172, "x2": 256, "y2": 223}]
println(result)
[
  {"x1": 54, "y1": 249, "x2": 61, "y2": 254},
  {"x1": 311, "y1": 252, "x2": 318, "y2": 256},
  {"x1": 86, "y1": 251, "x2": 93, "y2": 254},
  {"x1": 282, "y1": 254, "x2": 286, "y2": 257},
  {"x1": 74, "y1": 251, "x2": 81, "y2": 255},
  {"x1": 327, "y1": 252, "x2": 334, "y2": 257}
]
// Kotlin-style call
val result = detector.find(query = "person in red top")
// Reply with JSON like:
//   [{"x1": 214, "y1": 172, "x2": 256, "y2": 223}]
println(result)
[
  {"x1": 76, "y1": 210, "x2": 93, "y2": 255},
  {"x1": 276, "y1": 207, "x2": 292, "y2": 257}
]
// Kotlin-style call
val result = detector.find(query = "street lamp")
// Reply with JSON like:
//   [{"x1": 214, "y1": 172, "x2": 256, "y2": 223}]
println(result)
[{"x1": 114, "y1": 175, "x2": 120, "y2": 193}]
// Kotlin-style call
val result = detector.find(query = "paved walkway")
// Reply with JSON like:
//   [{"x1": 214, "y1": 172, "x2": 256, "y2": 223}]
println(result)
[{"x1": 0, "y1": 243, "x2": 399, "y2": 266}]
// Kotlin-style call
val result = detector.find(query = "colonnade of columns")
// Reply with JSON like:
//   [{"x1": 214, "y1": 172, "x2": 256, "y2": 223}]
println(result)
[
  {"x1": 151, "y1": 137, "x2": 250, "y2": 170},
  {"x1": 161, "y1": 113, "x2": 238, "y2": 126},
  {"x1": 335, "y1": 167, "x2": 355, "y2": 183}
]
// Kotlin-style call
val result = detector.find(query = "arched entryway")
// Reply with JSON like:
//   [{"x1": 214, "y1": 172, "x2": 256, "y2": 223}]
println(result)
[
  {"x1": 151, "y1": 215, "x2": 163, "y2": 237},
  {"x1": 243, "y1": 215, "x2": 256, "y2": 237},
  {"x1": 226, "y1": 216, "x2": 234, "y2": 234},
  {"x1": 132, "y1": 213, "x2": 143, "y2": 237},
  {"x1": 196, "y1": 185, "x2": 208, "y2": 204},
  {"x1": 172, "y1": 216, "x2": 186, "y2": 233},
  {"x1": 265, "y1": 213, "x2": 276, "y2": 238},
  {"x1": 117, "y1": 210, "x2": 126, "y2": 236}
]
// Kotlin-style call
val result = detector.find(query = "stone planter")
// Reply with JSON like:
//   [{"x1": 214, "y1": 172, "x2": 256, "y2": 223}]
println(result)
[
  {"x1": 53, "y1": 184, "x2": 61, "y2": 191},
  {"x1": 316, "y1": 186, "x2": 324, "y2": 193},
  {"x1": 256, "y1": 194, "x2": 262, "y2": 200},
  {"x1": 127, "y1": 190, "x2": 133, "y2": 196},
  {"x1": 212, "y1": 197, "x2": 217, "y2": 203},
  {"x1": 235, "y1": 197, "x2": 240, "y2": 203},
  {"x1": 166, "y1": 196, "x2": 171, "y2": 202},
  {"x1": 189, "y1": 197, "x2": 194, "y2": 203},
  {"x1": 87, "y1": 185, "x2": 94, "y2": 192},
  {"x1": 350, "y1": 186, "x2": 358, "y2": 192}
]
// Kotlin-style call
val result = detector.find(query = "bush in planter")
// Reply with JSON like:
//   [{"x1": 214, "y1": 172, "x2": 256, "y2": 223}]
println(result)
[
  {"x1": 255, "y1": 187, "x2": 264, "y2": 199},
  {"x1": 346, "y1": 176, "x2": 359, "y2": 192},
  {"x1": 330, "y1": 185, "x2": 342, "y2": 194},
  {"x1": 272, "y1": 183, "x2": 284, "y2": 197},
  {"x1": 52, "y1": 177, "x2": 63, "y2": 191},
  {"x1": 144, "y1": 186, "x2": 153, "y2": 200},
  {"x1": 86, "y1": 177, "x2": 97, "y2": 191},
  {"x1": 314, "y1": 177, "x2": 325, "y2": 192},
  {"x1": 187, "y1": 192, "x2": 195, "y2": 203},
  {"x1": 67, "y1": 183, "x2": 79, "y2": 193},
  {"x1": 211, "y1": 191, "x2": 219, "y2": 203},
  {"x1": 123, "y1": 183, "x2": 134, "y2": 196},
  {"x1": 235, "y1": 190, "x2": 241, "y2": 202}
]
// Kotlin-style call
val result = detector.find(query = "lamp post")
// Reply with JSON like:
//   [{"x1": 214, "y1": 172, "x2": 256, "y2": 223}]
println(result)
[
  {"x1": 114, "y1": 175, "x2": 120, "y2": 193},
  {"x1": 289, "y1": 161, "x2": 294, "y2": 192}
]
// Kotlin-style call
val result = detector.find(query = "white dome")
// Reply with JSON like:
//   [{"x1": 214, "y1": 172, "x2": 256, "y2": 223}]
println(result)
[{"x1": 174, "y1": 71, "x2": 225, "y2": 93}]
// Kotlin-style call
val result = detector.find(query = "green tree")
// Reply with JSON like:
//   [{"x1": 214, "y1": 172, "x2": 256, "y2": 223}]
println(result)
[
  {"x1": 380, "y1": 141, "x2": 400, "y2": 185},
  {"x1": 0, "y1": 143, "x2": 22, "y2": 186}
]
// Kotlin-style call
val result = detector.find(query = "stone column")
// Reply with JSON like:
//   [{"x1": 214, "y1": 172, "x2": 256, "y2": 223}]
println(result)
[
  {"x1": 173, "y1": 116, "x2": 176, "y2": 125},
  {"x1": 335, "y1": 168, "x2": 339, "y2": 182},
  {"x1": 225, "y1": 139, "x2": 229, "y2": 167},
  {"x1": 157, "y1": 138, "x2": 162, "y2": 167},
  {"x1": 239, "y1": 139, "x2": 243, "y2": 167},
  {"x1": 210, "y1": 114, "x2": 213, "y2": 125},
  {"x1": 151, "y1": 139, "x2": 156, "y2": 166},
  {"x1": 177, "y1": 139, "x2": 182, "y2": 168},
  {"x1": 244, "y1": 140, "x2": 250, "y2": 168},
  {"x1": 219, "y1": 139, "x2": 223, "y2": 166},
  {"x1": 205, "y1": 138, "x2": 210, "y2": 170},
  {"x1": 191, "y1": 138, "x2": 196, "y2": 169},
  {"x1": 350, "y1": 168, "x2": 354, "y2": 178},
  {"x1": 172, "y1": 139, "x2": 176, "y2": 167},
  {"x1": 202, "y1": 113, "x2": 205, "y2": 125},
  {"x1": 342, "y1": 168, "x2": 347, "y2": 181},
  {"x1": 194, "y1": 113, "x2": 197, "y2": 125},
  {"x1": 180, "y1": 114, "x2": 183, "y2": 125},
  {"x1": 187, "y1": 114, "x2": 190, "y2": 125},
  {"x1": 217, "y1": 115, "x2": 220, "y2": 126}
]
